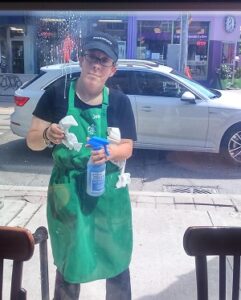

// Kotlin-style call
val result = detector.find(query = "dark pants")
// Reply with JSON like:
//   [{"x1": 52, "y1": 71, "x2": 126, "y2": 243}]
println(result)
[{"x1": 53, "y1": 268, "x2": 131, "y2": 300}]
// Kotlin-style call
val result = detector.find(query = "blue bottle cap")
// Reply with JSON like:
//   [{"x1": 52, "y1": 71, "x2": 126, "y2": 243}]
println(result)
[{"x1": 88, "y1": 136, "x2": 110, "y2": 156}]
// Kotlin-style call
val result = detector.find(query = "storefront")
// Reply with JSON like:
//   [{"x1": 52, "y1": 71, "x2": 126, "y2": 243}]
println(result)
[
  {"x1": 0, "y1": 24, "x2": 27, "y2": 74},
  {"x1": 0, "y1": 15, "x2": 38, "y2": 75},
  {"x1": 0, "y1": 25, "x2": 26, "y2": 74},
  {"x1": 125, "y1": 12, "x2": 241, "y2": 85},
  {"x1": 135, "y1": 18, "x2": 209, "y2": 81},
  {"x1": 0, "y1": 11, "x2": 241, "y2": 88},
  {"x1": 0, "y1": 12, "x2": 83, "y2": 75}
]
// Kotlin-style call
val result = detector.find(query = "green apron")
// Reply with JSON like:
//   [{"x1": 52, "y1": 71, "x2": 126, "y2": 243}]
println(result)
[{"x1": 47, "y1": 79, "x2": 133, "y2": 283}]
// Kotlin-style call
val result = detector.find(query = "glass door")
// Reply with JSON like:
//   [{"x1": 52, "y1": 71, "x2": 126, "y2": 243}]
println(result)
[
  {"x1": 11, "y1": 40, "x2": 24, "y2": 73},
  {"x1": 0, "y1": 27, "x2": 8, "y2": 73}
]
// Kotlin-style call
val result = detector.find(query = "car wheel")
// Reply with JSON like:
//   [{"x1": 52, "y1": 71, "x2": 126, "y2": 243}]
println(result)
[{"x1": 221, "y1": 125, "x2": 241, "y2": 165}]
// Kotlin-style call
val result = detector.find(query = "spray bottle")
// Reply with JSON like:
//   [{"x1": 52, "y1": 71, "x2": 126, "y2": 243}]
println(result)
[{"x1": 86, "y1": 136, "x2": 110, "y2": 197}]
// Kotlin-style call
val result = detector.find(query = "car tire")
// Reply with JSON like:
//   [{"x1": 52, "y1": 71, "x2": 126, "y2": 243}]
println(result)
[{"x1": 221, "y1": 124, "x2": 241, "y2": 165}]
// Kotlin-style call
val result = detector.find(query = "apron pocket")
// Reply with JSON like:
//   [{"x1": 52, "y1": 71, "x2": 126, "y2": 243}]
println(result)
[{"x1": 48, "y1": 183, "x2": 78, "y2": 223}]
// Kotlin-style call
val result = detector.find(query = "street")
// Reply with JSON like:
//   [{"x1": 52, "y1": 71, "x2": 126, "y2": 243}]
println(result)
[
  {"x1": 1, "y1": 102, "x2": 241, "y2": 195},
  {"x1": 2, "y1": 102, "x2": 241, "y2": 300}
]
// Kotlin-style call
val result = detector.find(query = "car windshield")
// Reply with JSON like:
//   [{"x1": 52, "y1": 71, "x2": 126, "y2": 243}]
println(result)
[{"x1": 171, "y1": 70, "x2": 219, "y2": 99}]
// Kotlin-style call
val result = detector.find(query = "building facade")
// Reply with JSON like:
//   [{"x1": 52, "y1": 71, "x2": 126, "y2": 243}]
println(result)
[{"x1": 0, "y1": 11, "x2": 241, "y2": 87}]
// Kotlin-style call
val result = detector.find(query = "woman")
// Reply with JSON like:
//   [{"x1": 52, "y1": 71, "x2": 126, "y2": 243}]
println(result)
[{"x1": 26, "y1": 31, "x2": 137, "y2": 300}]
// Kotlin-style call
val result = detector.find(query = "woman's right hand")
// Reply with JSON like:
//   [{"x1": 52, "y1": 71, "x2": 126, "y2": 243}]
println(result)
[
  {"x1": 27, "y1": 116, "x2": 65, "y2": 151},
  {"x1": 45, "y1": 123, "x2": 65, "y2": 145}
]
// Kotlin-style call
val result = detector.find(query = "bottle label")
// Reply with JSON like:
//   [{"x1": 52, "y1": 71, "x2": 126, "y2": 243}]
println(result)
[{"x1": 91, "y1": 170, "x2": 105, "y2": 192}]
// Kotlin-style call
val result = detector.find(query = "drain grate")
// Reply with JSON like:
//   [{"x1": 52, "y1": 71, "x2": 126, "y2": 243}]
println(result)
[{"x1": 163, "y1": 185, "x2": 219, "y2": 194}]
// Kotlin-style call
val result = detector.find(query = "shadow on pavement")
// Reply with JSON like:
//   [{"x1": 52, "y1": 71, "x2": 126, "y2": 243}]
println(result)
[
  {"x1": 128, "y1": 148, "x2": 241, "y2": 181},
  {"x1": 0, "y1": 136, "x2": 53, "y2": 174},
  {"x1": 1, "y1": 136, "x2": 241, "y2": 180},
  {"x1": 137, "y1": 257, "x2": 232, "y2": 300}
]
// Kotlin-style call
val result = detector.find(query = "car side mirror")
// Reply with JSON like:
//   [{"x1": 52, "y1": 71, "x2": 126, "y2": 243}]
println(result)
[{"x1": 181, "y1": 91, "x2": 196, "y2": 103}]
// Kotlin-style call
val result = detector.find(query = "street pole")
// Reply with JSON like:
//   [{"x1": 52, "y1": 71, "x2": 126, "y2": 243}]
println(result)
[
  {"x1": 179, "y1": 13, "x2": 189, "y2": 74},
  {"x1": 231, "y1": 43, "x2": 237, "y2": 87}
]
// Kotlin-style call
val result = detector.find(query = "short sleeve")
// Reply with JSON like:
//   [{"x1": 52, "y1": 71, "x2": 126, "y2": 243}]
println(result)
[
  {"x1": 108, "y1": 90, "x2": 137, "y2": 141},
  {"x1": 33, "y1": 87, "x2": 55, "y2": 123}
]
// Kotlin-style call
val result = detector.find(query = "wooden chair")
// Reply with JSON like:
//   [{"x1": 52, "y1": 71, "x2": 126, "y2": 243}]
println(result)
[
  {"x1": 0, "y1": 226, "x2": 49, "y2": 300},
  {"x1": 183, "y1": 226, "x2": 241, "y2": 300}
]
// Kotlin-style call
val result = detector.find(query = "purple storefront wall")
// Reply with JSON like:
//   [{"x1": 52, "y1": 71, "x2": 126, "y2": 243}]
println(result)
[{"x1": 126, "y1": 12, "x2": 241, "y2": 85}]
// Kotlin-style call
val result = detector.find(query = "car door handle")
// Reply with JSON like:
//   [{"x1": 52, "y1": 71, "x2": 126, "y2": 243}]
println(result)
[{"x1": 140, "y1": 106, "x2": 152, "y2": 112}]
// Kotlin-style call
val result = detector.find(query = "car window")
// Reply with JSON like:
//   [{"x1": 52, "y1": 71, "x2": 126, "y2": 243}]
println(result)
[
  {"x1": 21, "y1": 71, "x2": 46, "y2": 89},
  {"x1": 106, "y1": 70, "x2": 132, "y2": 94},
  {"x1": 134, "y1": 71, "x2": 186, "y2": 97},
  {"x1": 162, "y1": 80, "x2": 186, "y2": 97},
  {"x1": 171, "y1": 70, "x2": 218, "y2": 99}
]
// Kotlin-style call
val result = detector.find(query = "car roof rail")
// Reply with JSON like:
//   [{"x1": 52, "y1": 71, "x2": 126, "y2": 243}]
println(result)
[{"x1": 117, "y1": 59, "x2": 160, "y2": 68}]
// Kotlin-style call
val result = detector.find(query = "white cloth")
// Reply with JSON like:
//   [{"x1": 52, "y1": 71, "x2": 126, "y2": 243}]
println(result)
[
  {"x1": 59, "y1": 116, "x2": 83, "y2": 152},
  {"x1": 115, "y1": 161, "x2": 131, "y2": 189},
  {"x1": 107, "y1": 127, "x2": 131, "y2": 189}
]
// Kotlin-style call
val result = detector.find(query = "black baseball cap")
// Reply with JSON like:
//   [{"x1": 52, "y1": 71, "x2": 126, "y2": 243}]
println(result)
[{"x1": 82, "y1": 32, "x2": 119, "y2": 62}]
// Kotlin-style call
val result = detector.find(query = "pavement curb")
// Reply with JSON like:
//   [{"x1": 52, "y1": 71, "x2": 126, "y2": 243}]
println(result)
[
  {"x1": 0, "y1": 185, "x2": 241, "y2": 209},
  {"x1": 0, "y1": 184, "x2": 240, "y2": 198},
  {"x1": 0, "y1": 185, "x2": 48, "y2": 192}
]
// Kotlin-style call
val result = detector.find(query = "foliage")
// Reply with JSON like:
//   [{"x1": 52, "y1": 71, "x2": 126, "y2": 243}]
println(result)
[
  {"x1": 234, "y1": 67, "x2": 241, "y2": 79},
  {"x1": 217, "y1": 64, "x2": 233, "y2": 80}
]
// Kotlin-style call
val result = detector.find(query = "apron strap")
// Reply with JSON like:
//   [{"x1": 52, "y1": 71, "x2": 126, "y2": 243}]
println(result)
[
  {"x1": 101, "y1": 86, "x2": 108, "y2": 138},
  {"x1": 68, "y1": 80, "x2": 76, "y2": 112}
]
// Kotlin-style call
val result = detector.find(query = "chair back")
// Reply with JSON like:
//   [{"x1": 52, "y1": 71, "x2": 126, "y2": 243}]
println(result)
[
  {"x1": 0, "y1": 226, "x2": 35, "y2": 300},
  {"x1": 183, "y1": 226, "x2": 241, "y2": 300}
]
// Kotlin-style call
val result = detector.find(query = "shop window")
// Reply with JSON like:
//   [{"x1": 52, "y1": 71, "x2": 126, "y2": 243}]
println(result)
[
  {"x1": 36, "y1": 19, "x2": 79, "y2": 68},
  {"x1": 174, "y1": 20, "x2": 209, "y2": 62},
  {"x1": 93, "y1": 19, "x2": 128, "y2": 59},
  {"x1": 0, "y1": 40, "x2": 8, "y2": 73},
  {"x1": 0, "y1": 27, "x2": 8, "y2": 73},
  {"x1": 118, "y1": 41, "x2": 126, "y2": 59},
  {"x1": 222, "y1": 42, "x2": 235, "y2": 64},
  {"x1": 186, "y1": 21, "x2": 209, "y2": 81},
  {"x1": 219, "y1": 42, "x2": 236, "y2": 84},
  {"x1": 188, "y1": 41, "x2": 208, "y2": 61},
  {"x1": 105, "y1": 22, "x2": 125, "y2": 30},
  {"x1": 137, "y1": 21, "x2": 172, "y2": 62},
  {"x1": 173, "y1": 21, "x2": 181, "y2": 44},
  {"x1": 12, "y1": 41, "x2": 24, "y2": 73},
  {"x1": 0, "y1": 27, "x2": 7, "y2": 39}
]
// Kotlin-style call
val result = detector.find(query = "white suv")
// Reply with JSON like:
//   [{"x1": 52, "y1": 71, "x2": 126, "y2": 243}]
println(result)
[{"x1": 10, "y1": 59, "x2": 241, "y2": 165}]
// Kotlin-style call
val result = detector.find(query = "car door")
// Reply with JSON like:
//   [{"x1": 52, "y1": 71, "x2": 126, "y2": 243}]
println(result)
[
  {"x1": 106, "y1": 69, "x2": 137, "y2": 128},
  {"x1": 133, "y1": 70, "x2": 209, "y2": 151}
]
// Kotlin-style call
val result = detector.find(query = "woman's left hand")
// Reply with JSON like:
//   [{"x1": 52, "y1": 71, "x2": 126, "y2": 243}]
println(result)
[{"x1": 90, "y1": 148, "x2": 108, "y2": 165}]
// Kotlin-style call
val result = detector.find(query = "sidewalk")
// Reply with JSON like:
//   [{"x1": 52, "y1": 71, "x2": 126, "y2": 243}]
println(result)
[{"x1": 1, "y1": 185, "x2": 241, "y2": 299}]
